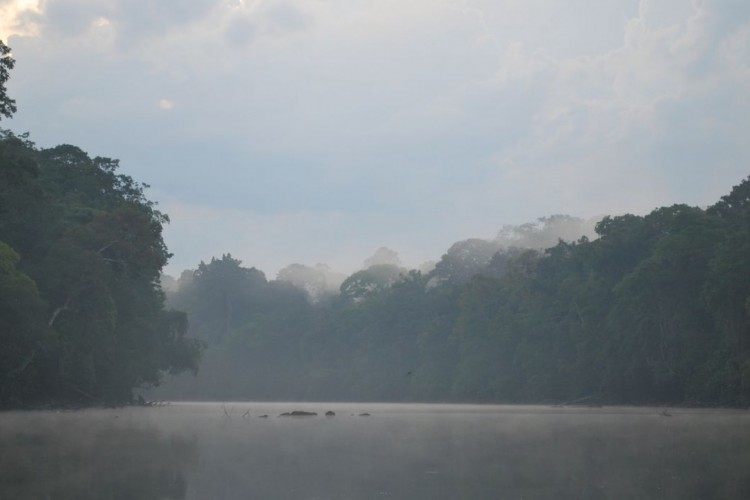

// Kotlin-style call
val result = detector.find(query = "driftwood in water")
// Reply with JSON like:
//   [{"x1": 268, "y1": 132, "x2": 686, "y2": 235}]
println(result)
[{"x1": 279, "y1": 411, "x2": 318, "y2": 417}]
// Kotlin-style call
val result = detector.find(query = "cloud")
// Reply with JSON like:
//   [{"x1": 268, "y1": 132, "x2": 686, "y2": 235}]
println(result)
[
  {"x1": 157, "y1": 198, "x2": 428, "y2": 277},
  {"x1": 21, "y1": 0, "x2": 220, "y2": 46},
  {"x1": 42, "y1": 0, "x2": 105, "y2": 36},
  {"x1": 4, "y1": 0, "x2": 750, "y2": 274},
  {"x1": 465, "y1": 0, "x2": 750, "y2": 213},
  {"x1": 262, "y1": 0, "x2": 311, "y2": 34},
  {"x1": 224, "y1": 15, "x2": 256, "y2": 47},
  {"x1": 158, "y1": 98, "x2": 175, "y2": 110},
  {"x1": 0, "y1": 0, "x2": 42, "y2": 39}
]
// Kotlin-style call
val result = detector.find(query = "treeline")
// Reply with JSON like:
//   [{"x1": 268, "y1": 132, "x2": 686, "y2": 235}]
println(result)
[
  {"x1": 0, "y1": 131, "x2": 204, "y2": 408},
  {"x1": 154, "y1": 180, "x2": 750, "y2": 407},
  {"x1": 0, "y1": 40, "x2": 203, "y2": 407},
  {"x1": 0, "y1": 131, "x2": 206, "y2": 407},
  {"x1": 4, "y1": 38, "x2": 749, "y2": 408}
]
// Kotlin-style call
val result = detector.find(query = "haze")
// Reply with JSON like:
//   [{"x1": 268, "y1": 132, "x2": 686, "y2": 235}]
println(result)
[
  {"x1": 2, "y1": 0, "x2": 749, "y2": 276},
  {"x1": 3, "y1": 403, "x2": 750, "y2": 499}
]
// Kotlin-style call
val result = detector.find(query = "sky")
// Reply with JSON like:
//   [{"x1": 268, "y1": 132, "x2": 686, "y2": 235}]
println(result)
[{"x1": 2, "y1": 0, "x2": 749, "y2": 277}]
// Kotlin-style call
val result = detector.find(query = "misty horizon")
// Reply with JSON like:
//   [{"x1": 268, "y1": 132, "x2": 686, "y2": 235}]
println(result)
[
  {"x1": 3, "y1": 0, "x2": 748, "y2": 278},
  {"x1": 2, "y1": 2, "x2": 750, "y2": 497},
  {"x1": 161, "y1": 214, "x2": 604, "y2": 285}
]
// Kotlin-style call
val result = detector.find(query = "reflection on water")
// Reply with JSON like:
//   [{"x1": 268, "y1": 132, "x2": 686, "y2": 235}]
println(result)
[
  {"x1": 0, "y1": 407, "x2": 192, "y2": 500},
  {"x1": 1, "y1": 403, "x2": 750, "y2": 499}
]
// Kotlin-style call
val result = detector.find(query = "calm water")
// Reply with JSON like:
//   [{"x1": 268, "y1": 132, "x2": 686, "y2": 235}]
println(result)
[{"x1": 1, "y1": 402, "x2": 749, "y2": 499}]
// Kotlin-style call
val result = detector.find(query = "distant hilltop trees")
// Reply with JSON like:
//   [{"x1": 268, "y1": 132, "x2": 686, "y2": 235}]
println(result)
[{"x1": 152, "y1": 176, "x2": 750, "y2": 407}]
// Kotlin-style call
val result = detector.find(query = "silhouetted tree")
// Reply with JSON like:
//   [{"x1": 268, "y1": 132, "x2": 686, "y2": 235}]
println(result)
[{"x1": 0, "y1": 40, "x2": 16, "y2": 120}]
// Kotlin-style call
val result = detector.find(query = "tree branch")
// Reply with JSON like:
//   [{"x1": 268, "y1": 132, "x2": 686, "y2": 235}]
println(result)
[{"x1": 48, "y1": 296, "x2": 72, "y2": 326}]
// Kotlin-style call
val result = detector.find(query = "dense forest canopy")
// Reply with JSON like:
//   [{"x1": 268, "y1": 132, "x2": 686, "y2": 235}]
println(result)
[
  {"x1": 0, "y1": 131, "x2": 205, "y2": 407},
  {"x1": 152, "y1": 188, "x2": 750, "y2": 407},
  {"x1": 0, "y1": 41, "x2": 203, "y2": 407},
  {"x1": 3, "y1": 37, "x2": 750, "y2": 408}
]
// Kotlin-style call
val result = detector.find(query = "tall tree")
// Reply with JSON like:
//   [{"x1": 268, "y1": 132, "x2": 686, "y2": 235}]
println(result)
[
  {"x1": 0, "y1": 133, "x2": 203, "y2": 407},
  {"x1": 0, "y1": 242, "x2": 52, "y2": 405},
  {"x1": 0, "y1": 40, "x2": 16, "y2": 120}
]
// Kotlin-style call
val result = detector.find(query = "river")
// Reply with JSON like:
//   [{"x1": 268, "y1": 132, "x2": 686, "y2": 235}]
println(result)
[{"x1": 1, "y1": 402, "x2": 749, "y2": 499}]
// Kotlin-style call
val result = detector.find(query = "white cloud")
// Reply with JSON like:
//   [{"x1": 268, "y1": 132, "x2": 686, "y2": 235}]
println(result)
[
  {"x1": 4, "y1": 0, "x2": 750, "y2": 273},
  {"x1": 158, "y1": 98, "x2": 175, "y2": 110},
  {"x1": 158, "y1": 198, "x2": 446, "y2": 277},
  {"x1": 0, "y1": 0, "x2": 42, "y2": 39}
]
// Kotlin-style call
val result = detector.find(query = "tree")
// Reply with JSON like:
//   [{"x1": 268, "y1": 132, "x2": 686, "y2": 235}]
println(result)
[
  {"x1": 276, "y1": 263, "x2": 345, "y2": 303},
  {"x1": 601, "y1": 207, "x2": 720, "y2": 403},
  {"x1": 154, "y1": 176, "x2": 750, "y2": 407},
  {"x1": 428, "y1": 238, "x2": 503, "y2": 287},
  {"x1": 154, "y1": 255, "x2": 312, "y2": 401},
  {"x1": 0, "y1": 45, "x2": 202, "y2": 407},
  {"x1": 707, "y1": 175, "x2": 750, "y2": 220},
  {"x1": 171, "y1": 254, "x2": 268, "y2": 344},
  {"x1": 0, "y1": 133, "x2": 203, "y2": 407},
  {"x1": 0, "y1": 241, "x2": 52, "y2": 405},
  {"x1": 363, "y1": 247, "x2": 401, "y2": 268},
  {"x1": 339, "y1": 264, "x2": 404, "y2": 302},
  {"x1": 0, "y1": 40, "x2": 16, "y2": 120},
  {"x1": 702, "y1": 228, "x2": 750, "y2": 405},
  {"x1": 496, "y1": 215, "x2": 597, "y2": 249}
]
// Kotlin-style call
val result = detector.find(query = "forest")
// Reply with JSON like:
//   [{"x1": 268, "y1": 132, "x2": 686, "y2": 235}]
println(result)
[
  {"x1": 2, "y1": 38, "x2": 750, "y2": 408},
  {"x1": 151, "y1": 185, "x2": 750, "y2": 407},
  {"x1": 0, "y1": 41, "x2": 202, "y2": 407}
]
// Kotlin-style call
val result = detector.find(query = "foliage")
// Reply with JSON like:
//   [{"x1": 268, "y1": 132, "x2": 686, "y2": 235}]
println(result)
[
  {"x1": 276, "y1": 263, "x2": 345, "y2": 303},
  {"x1": 0, "y1": 131, "x2": 203, "y2": 407},
  {"x1": 154, "y1": 175, "x2": 750, "y2": 407},
  {"x1": 339, "y1": 264, "x2": 405, "y2": 302},
  {"x1": 0, "y1": 40, "x2": 16, "y2": 120},
  {"x1": 428, "y1": 238, "x2": 503, "y2": 287}
]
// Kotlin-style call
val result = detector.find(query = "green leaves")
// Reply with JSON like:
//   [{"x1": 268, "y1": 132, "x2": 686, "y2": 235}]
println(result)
[
  {"x1": 339, "y1": 264, "x2": 404, "y2": 302},
  {"x1": 0, "y1": 241, "x2": 51, "y2": 405},
  {"x1": 153, "y1": 175, "x2": 750, "y2": 407},
  {"x1": 0, "y1": 133, "x2": 202, "y2": 407},
  {"x1": 0, "y1": 40, "x2": 16, "y2": 120},
  {"x1": 707, "y1": 175, "x2": 750, "y2": 220}
]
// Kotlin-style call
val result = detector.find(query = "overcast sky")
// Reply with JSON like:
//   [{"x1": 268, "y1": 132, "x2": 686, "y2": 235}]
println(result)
[{"x1": 2, "y1": 0, "x2": 749, "y2": 277}]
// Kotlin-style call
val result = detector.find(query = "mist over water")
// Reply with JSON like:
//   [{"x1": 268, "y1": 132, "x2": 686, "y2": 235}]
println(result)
[{"x1": 2, "y1": 403, "x2": 750, "y2": 499}]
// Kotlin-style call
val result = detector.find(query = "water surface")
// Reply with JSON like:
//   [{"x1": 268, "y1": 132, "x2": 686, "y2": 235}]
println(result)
[{"x1": 2, "y1": 402, "x2": 749, "y2": 499}]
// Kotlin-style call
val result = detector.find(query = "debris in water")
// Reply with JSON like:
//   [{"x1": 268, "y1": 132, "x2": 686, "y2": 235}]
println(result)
[{"x1": 279, "y1": 411, "x2": 318, "y2": 417}]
